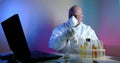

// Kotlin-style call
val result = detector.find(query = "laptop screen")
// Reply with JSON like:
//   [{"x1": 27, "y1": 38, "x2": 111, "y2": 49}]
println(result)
[{"x1": 1, "y1": 14, "x2": 31, "y2": 61}]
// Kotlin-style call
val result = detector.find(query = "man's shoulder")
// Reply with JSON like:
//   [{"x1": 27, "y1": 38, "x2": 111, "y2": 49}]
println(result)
[
  {"x1": 82, "y1": 22, "x2": 96, "y2": 33},
  {"x1": 53, "y1": 23, "x2": 67, "y2": 31},
  {"x1": 54, "y1": 23, "x2": 64, "y2": 28},
  {"x1": 81, "y1": 22, "x2": 91, "y2": 29}
]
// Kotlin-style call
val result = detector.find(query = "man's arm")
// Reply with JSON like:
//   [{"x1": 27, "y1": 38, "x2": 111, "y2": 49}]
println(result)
[
  {"x1": 86, "y1": 26, "x2": 98, "y2": 40},
  {"x1": 49, "y1": 26, "x2": 74, "y2": 51}
]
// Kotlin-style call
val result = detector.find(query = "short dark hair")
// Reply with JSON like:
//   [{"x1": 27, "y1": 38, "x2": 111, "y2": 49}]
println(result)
[{"x1": 68, "y1": 5, "x2": 80, "y2": 18}]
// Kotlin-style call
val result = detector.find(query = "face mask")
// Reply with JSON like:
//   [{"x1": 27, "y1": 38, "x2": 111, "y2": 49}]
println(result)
[{"x1": 68, "y1": 16, "x2": 78, "y2": 27}]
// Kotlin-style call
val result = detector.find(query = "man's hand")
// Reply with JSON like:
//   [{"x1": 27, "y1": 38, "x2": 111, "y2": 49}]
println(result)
[{"x1": 65, "y1": 28, "x2": 75, "y2": 39}]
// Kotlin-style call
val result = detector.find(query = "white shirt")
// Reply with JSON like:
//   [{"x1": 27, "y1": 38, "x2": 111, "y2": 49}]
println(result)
[{"x1": 49, "y1": 17, "x2": 98, "y2": 53}]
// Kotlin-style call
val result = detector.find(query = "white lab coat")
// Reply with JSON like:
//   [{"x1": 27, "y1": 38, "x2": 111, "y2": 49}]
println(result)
[{"x1": 49, "y1": 17, "x2": 98, "y2": 53}]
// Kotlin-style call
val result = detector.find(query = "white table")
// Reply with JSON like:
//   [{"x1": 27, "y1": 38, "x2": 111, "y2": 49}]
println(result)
[{"x1": 0, "y1": 53, "x2": 120, "y2": 63}]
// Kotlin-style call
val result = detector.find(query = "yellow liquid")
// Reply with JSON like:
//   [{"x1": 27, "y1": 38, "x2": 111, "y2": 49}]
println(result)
[
  {"x1": 80, "y1": 45, "x2": 83, "y2": 58},
  {"x1": 83, "y1": 43, "x2": 87, "y2": 58},
  {"x1": 92, "y1": 45, "x2": 97, "y2": 58},
  {"x1": 83, "y1": 50, "x2": 87, "y2": 58}
]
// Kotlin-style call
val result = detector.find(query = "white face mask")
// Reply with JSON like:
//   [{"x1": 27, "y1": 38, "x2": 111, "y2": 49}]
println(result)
[{"x1": 68, "y1": 16, "x2": 78, "y2": 27}]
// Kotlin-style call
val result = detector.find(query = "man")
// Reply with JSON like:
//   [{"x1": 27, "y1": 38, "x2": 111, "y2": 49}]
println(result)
[{"x1": 49, "y1": 5, "x2": 98, "y2": 53}]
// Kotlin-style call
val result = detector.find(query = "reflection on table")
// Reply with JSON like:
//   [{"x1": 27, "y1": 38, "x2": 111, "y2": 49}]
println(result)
[{"x1": 0, "y1": 53, "x2": 120, "y2": 63}]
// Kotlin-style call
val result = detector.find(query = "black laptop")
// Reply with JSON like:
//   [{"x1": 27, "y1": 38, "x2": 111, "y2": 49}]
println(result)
[{"x1": 1, "y1": 14, "x2": 61, "y2": 62}]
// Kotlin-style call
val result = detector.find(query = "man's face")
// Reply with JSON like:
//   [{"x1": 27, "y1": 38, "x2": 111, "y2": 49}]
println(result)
[{"x1": 73, "y1": 7, "x2": 83, "y2": 24}]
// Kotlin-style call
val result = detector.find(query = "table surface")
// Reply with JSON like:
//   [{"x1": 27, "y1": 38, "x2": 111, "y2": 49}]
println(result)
[{"x1": 0, "y1": 54, "x2": 120, "y2": 63}]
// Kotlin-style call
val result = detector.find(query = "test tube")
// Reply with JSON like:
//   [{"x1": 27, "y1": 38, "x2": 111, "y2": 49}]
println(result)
[
  {"x1": 92, "y1": 45, "x2": 97, "y2": 58},
  {"x1": 80, "y1": 45, "x2": 83, "y2": 58},
  {"x1": 83, "y1": 42, "x2": 87, "y2": 58}
]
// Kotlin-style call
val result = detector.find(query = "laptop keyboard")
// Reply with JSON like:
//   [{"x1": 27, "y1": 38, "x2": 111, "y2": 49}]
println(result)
[{"x1": 31, "y1": 51, "x2": 62, "y2": 62}]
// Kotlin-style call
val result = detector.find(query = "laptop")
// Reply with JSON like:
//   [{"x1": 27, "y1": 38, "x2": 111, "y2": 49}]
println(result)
[{"x1": 1, "y1": 14, "x2": 62, "y2": 62}]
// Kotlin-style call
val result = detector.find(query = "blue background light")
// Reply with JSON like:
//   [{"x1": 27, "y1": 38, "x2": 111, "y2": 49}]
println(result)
[{"x1": 0, "y1": 0, "x2": 120, "y2": 56}]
